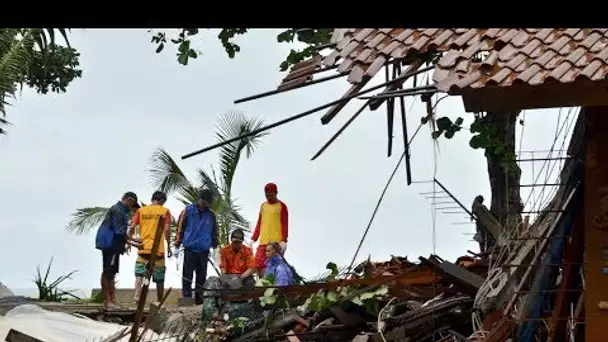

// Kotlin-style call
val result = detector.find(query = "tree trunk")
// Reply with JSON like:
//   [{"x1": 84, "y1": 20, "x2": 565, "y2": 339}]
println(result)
[{"x1": 484, "y1": 111, "x2": 523, "y2": 239}]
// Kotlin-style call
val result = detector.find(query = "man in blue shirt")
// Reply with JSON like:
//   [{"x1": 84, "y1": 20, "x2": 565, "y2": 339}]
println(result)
[
  {"x1": 174, "y1": 189, "x2": 219, "y2": 304},
  {"x1": 95, "y1": 191, "x2": 140, "y2": 309}
]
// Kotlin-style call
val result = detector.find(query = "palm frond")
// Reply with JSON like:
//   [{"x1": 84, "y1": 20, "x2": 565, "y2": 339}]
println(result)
[
  {"x1": 216, "y1": 109, "x2": 268, "y2": 194},
  {"x1": 224, "y1": 197, "x2": 250, "y2": 230},
  {"x1": 65, "y1": 207, "x2": 109, "y2": 235},
  {"x1": 196, "y1": 167, "x2": 223, "y2": 201},
  {"x1": 0, "y1": 29, "x2": 34, "y2": 121},
  {"x1": 148, "y1": 148, "x2": 193, "y2": 196},
  {"x1": 0, "y1": 116, "x2": 9, "y2": 134}
]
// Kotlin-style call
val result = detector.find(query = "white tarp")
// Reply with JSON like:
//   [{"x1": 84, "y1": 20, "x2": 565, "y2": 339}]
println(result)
[{"x1": 0, "y1": 304, "x2": 176, "y2": 342}]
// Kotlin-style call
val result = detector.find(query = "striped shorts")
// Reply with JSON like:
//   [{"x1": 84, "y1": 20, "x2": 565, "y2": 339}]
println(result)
[{"x1": 135, "y1": 254, "x2": 166, "y2": 283}]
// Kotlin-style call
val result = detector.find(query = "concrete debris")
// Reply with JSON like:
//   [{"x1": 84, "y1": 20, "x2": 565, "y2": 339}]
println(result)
[{"x1": 0, "y1": 283, "x2": 14, "y2": 299}]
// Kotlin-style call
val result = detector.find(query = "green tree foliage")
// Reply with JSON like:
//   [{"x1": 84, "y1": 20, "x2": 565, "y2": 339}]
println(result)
[
  {"x1": 0, "y1": 28, "x2": 82, "y2": 134},
  {"x1": 429, "y1": 112, "x2": 520, "y2": 167},
  {"x1": 149, "y1": 28, "x2": 332, "y2": 71}
]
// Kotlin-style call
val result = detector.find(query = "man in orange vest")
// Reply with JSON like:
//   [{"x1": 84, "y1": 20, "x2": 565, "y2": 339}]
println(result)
[
  {"x1": 251, "y1": 183, "x2": 288, "y2": 275},
  {"x1": 219, "y1": 228, "x2": 256, "y2": 289},
  {"x1": 127, "y1": 191, "x2": 173, "y2": 303}
]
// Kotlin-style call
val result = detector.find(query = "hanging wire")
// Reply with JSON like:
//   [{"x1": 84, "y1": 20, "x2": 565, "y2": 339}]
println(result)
[
  {"x1": 430, "y1": 92, "x2": 439, "y2": 342},
  {"x1": 533, "y1": 108, "x2": 564, "y2": 212},
  {"x1": 346, "y1": 121, "x2": 425, "y2": 273},
  {"x1": 521, "y1": 107, "x2": 575, "y2": 212},
  {"x1": 535, "y1": 108, "x2": 577, "y2": 211}
]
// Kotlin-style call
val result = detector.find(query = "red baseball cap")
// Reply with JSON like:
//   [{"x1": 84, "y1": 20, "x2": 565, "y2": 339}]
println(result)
[{"x1": 264, "y1": 183, "x2": 278, "y2": 192}]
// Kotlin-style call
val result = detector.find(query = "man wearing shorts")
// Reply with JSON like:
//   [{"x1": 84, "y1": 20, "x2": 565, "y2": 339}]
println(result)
[
  {"x1": 95, "y1": 191, "x2": 140, "y2": 309},
  {"x1": 128, "y1": 191, "x2": 172, "y2": 302},
  {"x1": 251, "y1": 183, "x2": 289, "y2": 275}
]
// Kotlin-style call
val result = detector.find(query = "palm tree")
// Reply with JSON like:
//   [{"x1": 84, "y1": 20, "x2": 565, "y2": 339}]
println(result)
[{"x1": 66, "y1": 110, "x2": 268, "y2": 246}]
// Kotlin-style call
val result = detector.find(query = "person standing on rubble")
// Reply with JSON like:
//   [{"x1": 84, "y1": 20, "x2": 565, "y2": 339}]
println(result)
[
  {"x1": 252, "y1": 183, "x2": 289, "y2": 275},
  {"x1": 95, "y1": 191, "x2": 140, "y2": 309},
  {"x1": 127, "y1": 191, "x2": 172, "y2": 303},
  {"x1": 219, "y1": 228, "x2": 257, "y2": 289},
  {"x1": 264, "y1": 243, "x2": 294, "y2": 286},
  {"x1": 174, "y1": 189, "x2": 219, "y2": 304}
]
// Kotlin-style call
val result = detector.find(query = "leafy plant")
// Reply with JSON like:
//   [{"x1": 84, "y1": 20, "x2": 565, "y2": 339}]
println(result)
[
  {"x1": 0, "y1": 28, "x2": 81, "y2": 134},
  {"x1": 257, "y1": 260, "x2": 389, "y2": 315},
  {"x1": 33, "y1": 257, "x2": 79, "y2": 302},
  {"x1": 149, "y1": 28, "x2": 332, "y2": 71},
  {"x1": 429, "y1": 113, "x2": 519, "y2": 168},
  {"x1": 298, "y1": 285, "x2": 389, "y2": 315}
]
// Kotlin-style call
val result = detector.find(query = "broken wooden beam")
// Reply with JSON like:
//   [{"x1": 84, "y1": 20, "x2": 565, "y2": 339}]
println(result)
[
  {"x1": 5, "y1": 329, "x2": 45, "y2": 342},
  {"x1": 419, "y1": 257, "x2": 484, "y2": 296},
  {"x1": 472, "y1": 202, "x2": 503, "y2": 242}
]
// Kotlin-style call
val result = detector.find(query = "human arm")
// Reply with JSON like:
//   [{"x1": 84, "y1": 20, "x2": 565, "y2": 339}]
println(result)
[
  {"x1": 273, "y1": 263, "x2": 294, "y2": 286},
  {"x1": 279, "y1": 201, "x2": 289, "y2": 242},
  {"x1": 111, "y1": 205, "x2": 129, "y2": 238},
  {"x1": 251, "y1": 204, "x2": 263, "y2": 242},
  {"x1": 125, "y1": 210, "x2": 142, "y2": 251},
  {"x1": 164, "y1": 210, "x2": 172, "y2": 257},
  {"x1": 219, "y1": 248, "x2": 228, "y2": 274},
  {"x1": 211, "y1": 212, "x2": 219, "y2": 249},
  {"x1": 127, "y1": 209, "x2": 139, "y2": 239},
  {"x1": 174, "y1": 209, "x2": 187, "y2": 247},
  {"x1": 240, "y1": 247, "x2": 257, "y2": 278}
]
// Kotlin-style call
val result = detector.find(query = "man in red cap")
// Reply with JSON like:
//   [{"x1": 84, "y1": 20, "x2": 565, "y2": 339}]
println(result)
[{"x1": 251, "y1": 183, "x2": 288, "y2": 275}]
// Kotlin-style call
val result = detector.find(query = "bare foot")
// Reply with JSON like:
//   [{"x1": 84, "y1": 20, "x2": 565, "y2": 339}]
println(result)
[{"x1": 104, "y1": 302, "x2": 121, "y2": 310}]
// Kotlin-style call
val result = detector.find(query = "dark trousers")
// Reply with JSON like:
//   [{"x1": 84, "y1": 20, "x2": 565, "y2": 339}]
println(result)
[{"x1": 182, "y1": 249, "x2": 209, "y2": 302}]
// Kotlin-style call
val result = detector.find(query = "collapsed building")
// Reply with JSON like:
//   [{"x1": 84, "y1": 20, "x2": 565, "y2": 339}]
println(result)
[
  {"x1": 3, "y1": 28, "x2": 608, "y2": 342},
  {"x1": 176, "y1": 29, "x2": 607, "y2": 341}
]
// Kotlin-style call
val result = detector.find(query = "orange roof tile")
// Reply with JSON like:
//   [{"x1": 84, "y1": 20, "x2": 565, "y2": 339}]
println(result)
[
  {"x1": 433, "y1": 28, "x2": 608, "y2": 94},
  {"x1": 275, "y1": 29, "x2": 608, "y2": 112},
  {"x1": 279, "y1": 28, "x2": 459, "y2": 89},
  {"x1": 280, "y1": 28, "x2": 608, "y2": 94}
]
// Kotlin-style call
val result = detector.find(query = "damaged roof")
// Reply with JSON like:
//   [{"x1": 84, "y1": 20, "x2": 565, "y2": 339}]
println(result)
[{"x1": 279, "y1": 29, "x2": 608, "y2": 112}]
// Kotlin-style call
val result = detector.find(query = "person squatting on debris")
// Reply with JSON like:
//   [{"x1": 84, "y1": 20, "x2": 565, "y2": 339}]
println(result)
[
  {"x1": 264, "y1": 242, "x2": 294, "y2": 286},
  {"x1": 128, "y1": 191, "x2": 172, "y2": 303},
  {"x1": 252, "y1": 183, "x2": 289, "y2": 275},
  {"x1": 219, "y1": 228, "x2": 257, "y2": 290},
  {"x1": 95, "y1": 191, "x2": 140, "y2": 309},
  {"x1": 174, "y1": 189, "x2": 219, "y2": 304}
]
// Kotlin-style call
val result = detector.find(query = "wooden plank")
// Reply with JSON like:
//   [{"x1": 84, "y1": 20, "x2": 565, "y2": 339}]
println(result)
[
  {"x1": 129, "y1": 215, "x2": 166, "y2": 342},
  {"x1": 584, "y1": 106, "x2": 608, "y2": 342},
  {"x1": 223, "y1": 268, "x2": 441, "y2": 302},
  {"x1": 547, "y1": 209, "x2": 584, "y2": 342},
  {"x1": 5, "y1": 329, "x2": 45, "y2": 342},
  {"x1": 472, "y1": 203, "x2": 503, "y2": 241},
  {"x1": 419, "y1": 257, "x2": 484, "y2": 295}
]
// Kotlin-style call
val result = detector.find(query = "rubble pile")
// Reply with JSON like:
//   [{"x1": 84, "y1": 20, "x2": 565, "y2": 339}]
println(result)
[{"x1": 194, "y1": 254, "x2": 490, "y2": 342}]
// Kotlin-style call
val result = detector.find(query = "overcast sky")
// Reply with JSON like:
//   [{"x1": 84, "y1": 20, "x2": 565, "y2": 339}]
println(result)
[{"x1": 0, "y1": 29, "x2": 575, "y2": 297}]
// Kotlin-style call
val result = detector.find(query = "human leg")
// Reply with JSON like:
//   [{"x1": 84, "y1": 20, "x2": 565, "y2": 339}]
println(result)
[
  {"x1": 193, "y1": 250, "x2": 209, "y2": 304},
  {"x1": 152, "y1": 258, "x2": 166, "y2": 302},
  {"x1": 182, "y1": 250, "x2": 195, "y2": 298},
  {"x1": 254, "y1": 244, "x2": 267, "y2": 276},
  {"x1": 101, "y1": 249, "x2": 119, "y2": 308},
  {"x1": 134, "y1": 255, "x2": 147, "y2": 302}
]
